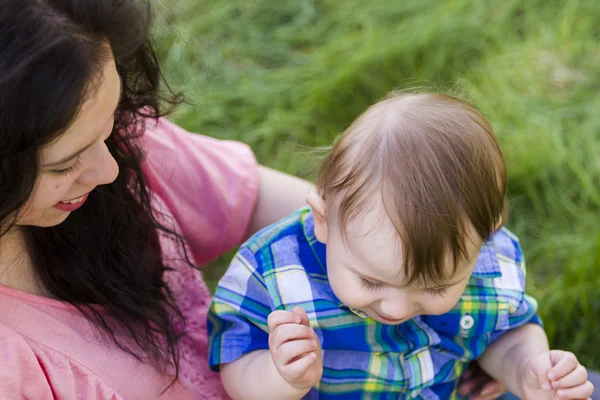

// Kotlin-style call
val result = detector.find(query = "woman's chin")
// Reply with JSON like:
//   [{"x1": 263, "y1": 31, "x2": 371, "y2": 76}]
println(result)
[{"x1": 17, "y1": 209, "x2": 71, "y2": 228}]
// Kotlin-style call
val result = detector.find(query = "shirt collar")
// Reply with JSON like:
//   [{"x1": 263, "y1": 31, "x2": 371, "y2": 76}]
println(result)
[
  {"x1": 302, "y1": 209, "x2": 327, "y2": 273},
  {"x1": 471, "y1": 240, "x2": 502, "y2": 278}
]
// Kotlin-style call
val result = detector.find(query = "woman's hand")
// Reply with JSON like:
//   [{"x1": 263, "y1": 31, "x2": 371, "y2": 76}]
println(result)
[{"x1": 459, "y1": 361, "x2": 508, "y2": 400}]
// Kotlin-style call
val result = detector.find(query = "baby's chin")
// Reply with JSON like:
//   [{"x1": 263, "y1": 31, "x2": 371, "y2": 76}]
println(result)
[
  {"x1": 351, "y1": 307, "x2": 411, "y2": 325},
  {"x1": 370, "y1": 313, "x2": 410, "y2": 325}
]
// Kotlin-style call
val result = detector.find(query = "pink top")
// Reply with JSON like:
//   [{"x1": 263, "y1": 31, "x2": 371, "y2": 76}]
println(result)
[{"x1": 0, "y1": 119, "x2": 259, "y2": 399}]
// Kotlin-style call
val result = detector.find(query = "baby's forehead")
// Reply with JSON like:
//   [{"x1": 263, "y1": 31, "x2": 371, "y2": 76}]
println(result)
[
  {"x1": 340, "y1": 204, "x2": 481, "y2": 284},
  {"x1": 341, "y1": 207, "x2": 405, "y2": 274}
]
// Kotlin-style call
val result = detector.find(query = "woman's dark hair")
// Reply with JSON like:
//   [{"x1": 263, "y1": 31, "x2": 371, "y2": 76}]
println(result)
[{"x1": 0, "y1": 0, "x2": 188, "y2": 383}]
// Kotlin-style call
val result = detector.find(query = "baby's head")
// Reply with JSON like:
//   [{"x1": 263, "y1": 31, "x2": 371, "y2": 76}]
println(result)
[{"x1": 307, "y1": 92, "x2": 506, "y2": 324}]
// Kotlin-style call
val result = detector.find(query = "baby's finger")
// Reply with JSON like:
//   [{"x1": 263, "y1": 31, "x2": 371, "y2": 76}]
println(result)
[
  {"x1": 269, "y1": 322, "x2": 315, "y2": 349},
  {"x1": 479, "y1": 391, "x2": 506, "y2": 400},
  {"x1": 548, "y1": 351, "x2": 579, "y2": 381},
  {"x1": 275, "y1": 338, "x2": 319, "y2": 365},
  {"x1": 268, "y1": 310, "x2": 301, "y2": 332},
  {"x1": 556, "y1": 381, "x2": 594, "y2": 399},
  {"x1": 281, "y1": 352, "x2": 318, "y2": 381},
  {"x1": 552, "y1": 365, "x2": 588, "y2": 389},
  {"x1": 292, "y1": 306, "x2": 311, "y2": 327},
  {"x1": 461, "y1": 365, "x2": 475, "y2": 380},
  {"x1": 457, "y1": 379, "x2": 477, "y2": 396},
  {"x1": 459, "y1": 376, "x2": 503, "y2": 398},
  {"x1": 475, "y1": 381, "x2": 507, "y2": 400}
]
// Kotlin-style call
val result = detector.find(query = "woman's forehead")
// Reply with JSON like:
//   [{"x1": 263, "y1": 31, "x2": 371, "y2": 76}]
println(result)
[{"x1": 41, "y1": 56, "x2": 120, "y2": 162}]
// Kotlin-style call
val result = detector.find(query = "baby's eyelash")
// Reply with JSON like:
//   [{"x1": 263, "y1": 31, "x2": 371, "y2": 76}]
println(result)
[
  {"x1": 53, "y1": 156, "x2": 82, "y2": 176},
  {"x1": 423, "y1": 287, "x2": 449, "y2": 298},
  {"x1": 360, "y1": 277, "x2": 381, "y2": 291}
]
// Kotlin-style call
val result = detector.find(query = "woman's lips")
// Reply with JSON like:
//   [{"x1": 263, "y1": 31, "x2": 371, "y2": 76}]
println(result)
[{"x1": 52, "y1": 192, "x2": 90, "y2": 212}]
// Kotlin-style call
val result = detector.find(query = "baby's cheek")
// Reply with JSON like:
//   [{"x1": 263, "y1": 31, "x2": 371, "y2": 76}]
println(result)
[
  {"x1": 430, "y1": 300, "x2": 457, "y2": 315},
  {"x1": 328, "y1": 275, "x2": 358, "y2": 305},
  {"x1": 423, "y1": 293, "x2": 463, "y2": 315}
]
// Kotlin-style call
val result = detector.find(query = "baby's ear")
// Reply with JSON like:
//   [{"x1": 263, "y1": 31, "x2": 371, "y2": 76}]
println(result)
[
  {"x1": 494, "y1": 214, "x2": 504, "y2": 230},
  {"x1": 306, "y1": 192, "x2": 328, "y2": 244}
]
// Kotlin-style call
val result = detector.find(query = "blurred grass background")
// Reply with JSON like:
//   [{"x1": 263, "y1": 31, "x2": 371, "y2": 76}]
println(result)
[{"x1": 151, "y1": 0, "x2": 600, "y2": 368}]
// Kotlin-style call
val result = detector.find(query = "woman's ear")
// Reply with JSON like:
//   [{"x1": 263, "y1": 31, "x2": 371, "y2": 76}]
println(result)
[{"x1": 306, "y1": 192, "x2": 328, "y2": 244}]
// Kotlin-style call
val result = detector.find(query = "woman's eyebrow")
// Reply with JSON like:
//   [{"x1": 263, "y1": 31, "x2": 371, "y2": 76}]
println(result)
[{"x1": 42, "y1": 142, "x2": 94, "y2": 168}]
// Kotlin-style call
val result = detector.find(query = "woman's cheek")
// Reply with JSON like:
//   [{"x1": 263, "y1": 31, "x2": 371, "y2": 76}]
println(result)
[{"x1": 36, "y1": 176, "x2": 69, "y2": 207}]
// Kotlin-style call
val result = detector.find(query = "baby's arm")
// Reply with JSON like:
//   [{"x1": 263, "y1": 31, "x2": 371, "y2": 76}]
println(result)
[
  {"x1": 220, "y1": 307, "x2": 323, "y2": 400},
  {"x1": 220, "y1": 350, "x2": 306, "y2": 400},
  {"x1": 478, "y1": 323, "x2": 593, "y2": 399},
  {"x1": 478, "y1": 323, "x2": 549, "y2": 397}
]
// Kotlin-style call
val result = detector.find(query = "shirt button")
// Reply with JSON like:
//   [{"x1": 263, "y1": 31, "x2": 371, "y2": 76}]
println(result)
[
  {"x1": 460, "y1": 314, "x2": 475, "y2": 330},
  {"x1": 349, "y1": 308, "x2": 368, "y2": 319}
]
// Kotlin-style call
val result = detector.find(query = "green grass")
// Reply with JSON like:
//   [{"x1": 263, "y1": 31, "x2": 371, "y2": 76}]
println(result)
[{"x1": 152, "y1": 0, "x2": 600, "y2": 368}]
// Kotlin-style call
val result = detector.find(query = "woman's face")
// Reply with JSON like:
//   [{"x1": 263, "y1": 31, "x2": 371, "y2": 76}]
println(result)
[{"x1": 16, "y1": 54, "x2": 121, "y2": 227}]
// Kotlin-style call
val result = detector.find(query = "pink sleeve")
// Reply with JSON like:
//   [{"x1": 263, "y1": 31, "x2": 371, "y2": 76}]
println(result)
[
  {"x1": 140, "y1": 118, "x2": 259, "y2": 265},
  {"x1": 0, "y1": 325, "x2": 123, "y2": 399},
  {"x1": 0, "y1": 325, "x2": 53, "y2": 400}
]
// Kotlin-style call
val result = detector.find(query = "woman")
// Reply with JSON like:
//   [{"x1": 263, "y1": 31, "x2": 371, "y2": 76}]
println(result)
[
  {"x1": 0, "y1": 1, "x2": 311, "y2": 398},
  {"x1": 0, "y1": 1, "x2": 592, "y2": 399}
]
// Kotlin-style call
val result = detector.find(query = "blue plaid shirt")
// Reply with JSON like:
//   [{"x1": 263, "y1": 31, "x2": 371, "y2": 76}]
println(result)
[{"x1": 208, "y1": 208, "x2": 541, "y2": 399}]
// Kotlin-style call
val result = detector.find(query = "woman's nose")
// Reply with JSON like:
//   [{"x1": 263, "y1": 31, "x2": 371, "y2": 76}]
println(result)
[{"x1": 78, "y1": 142, "x2": 119, "y2": 186}]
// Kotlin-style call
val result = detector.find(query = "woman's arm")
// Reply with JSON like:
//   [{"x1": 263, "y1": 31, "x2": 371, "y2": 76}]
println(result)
[{"x1": 247, "y1": 166, "x2": 315, "y2": 236}]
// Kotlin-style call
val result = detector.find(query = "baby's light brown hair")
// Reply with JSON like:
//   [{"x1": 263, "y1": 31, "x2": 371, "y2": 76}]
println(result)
[{"x1": 317, "y1": 92, "x2": 507, "y2": 286}]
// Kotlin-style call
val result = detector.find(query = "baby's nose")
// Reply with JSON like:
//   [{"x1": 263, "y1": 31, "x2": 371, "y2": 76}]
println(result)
[{"x1": 378, "y1": 299, "x2": 412, "y2": 321}]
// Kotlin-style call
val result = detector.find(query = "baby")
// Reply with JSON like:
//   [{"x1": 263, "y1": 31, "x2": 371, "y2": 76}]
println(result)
[{"x1": 207, "y1": 92, "x2": 593, "y2": 399}]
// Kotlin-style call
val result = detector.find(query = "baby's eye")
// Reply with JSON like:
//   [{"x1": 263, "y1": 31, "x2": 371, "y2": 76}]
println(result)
[
  {"x1": 359, "y1": 277, "x2": 381, "y2": 291},
  {"x1": 423, "y1": 287, "x2": 449, "y2": 298}
]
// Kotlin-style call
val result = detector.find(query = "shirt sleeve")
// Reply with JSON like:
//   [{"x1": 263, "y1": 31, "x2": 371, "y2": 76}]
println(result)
[
  {"x1": 0, "y1": 325, "x2": 124, "y2": 400},
  {"x1": 0, "y1": 326, "x2": 54, "y2": 400},
  {"x1": 488, "y1": 230, "x2": 542, "y2": 344},
  {"x1": 489, "y1": 295, "x2": 542, "y2": 344},
  {"x1": 207, "y1": 246, "x2": 273, "y2": 370},
  {"x1": 140, "y1": 118, "x2": 259, "y2": 265}
]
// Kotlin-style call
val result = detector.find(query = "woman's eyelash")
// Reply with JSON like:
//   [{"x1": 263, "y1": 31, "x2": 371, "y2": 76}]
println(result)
[
  {"x1": 53, "y1": 156, "x2": 82, "y2": 176},
  {"x1": 423, "y1": 287, "x2": 449, "y2": 298},
  {"x1": 360, "y1": 277, "x2": 381, "y2": 291}
]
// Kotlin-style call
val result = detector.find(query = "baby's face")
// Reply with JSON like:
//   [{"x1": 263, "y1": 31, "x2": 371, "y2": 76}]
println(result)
[{"x1": 322, "y1": 208, "x2": 482, "y2": 325}]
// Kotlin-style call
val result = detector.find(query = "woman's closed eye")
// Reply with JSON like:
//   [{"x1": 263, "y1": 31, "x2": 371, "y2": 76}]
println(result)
[
  {"x1": 359, "y1": 277, "x2": 382, "y2": 291},
  {"x1": 52, "y1": 155, "x2": 82, "y2": 176}
]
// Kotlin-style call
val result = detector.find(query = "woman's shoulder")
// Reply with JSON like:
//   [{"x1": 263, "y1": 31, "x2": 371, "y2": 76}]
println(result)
[
  {"x1": 140, "y1": 117, "x2": 257, "y2": 180},
  {"x1": 139, "y1": 117, "x2": 259, "y2": 265}
]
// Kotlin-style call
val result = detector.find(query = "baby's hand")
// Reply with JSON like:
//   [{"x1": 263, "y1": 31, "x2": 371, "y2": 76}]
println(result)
[
  {"x1": 267, "y1": 306, "x2": 323, "y2": 391},
  {"x1": 520, "y1": 350, "x2": 594, "y2": 399}
]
